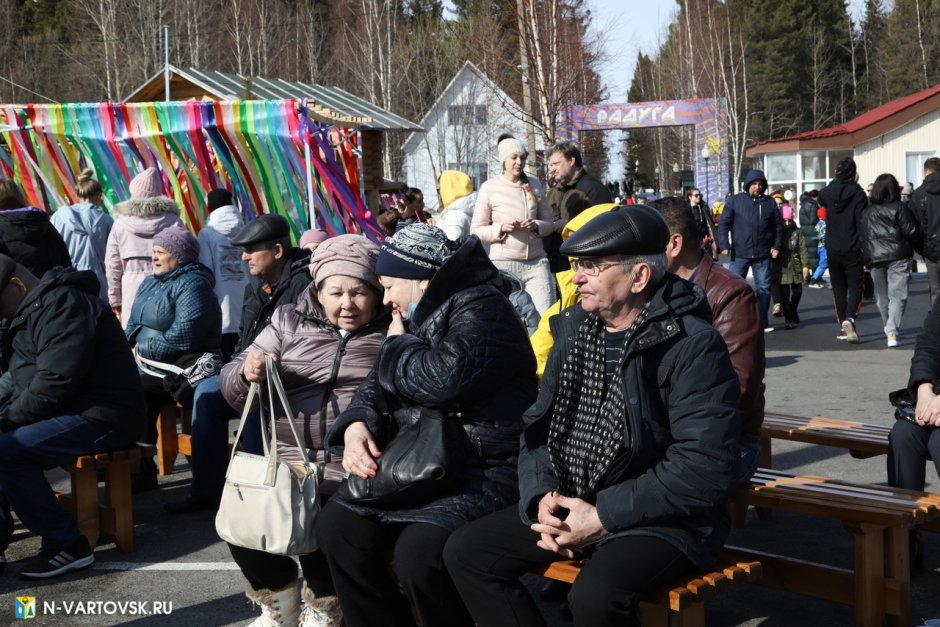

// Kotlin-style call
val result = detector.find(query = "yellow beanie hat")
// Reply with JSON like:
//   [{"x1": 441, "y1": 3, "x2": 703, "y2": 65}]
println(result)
[{"x1": 439, "y1": 171, "x2": 473, "y2": 209}]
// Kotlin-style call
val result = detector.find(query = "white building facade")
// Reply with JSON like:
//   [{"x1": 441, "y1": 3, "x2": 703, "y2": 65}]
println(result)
[
  {"x1": 401, "y1": 61, "x2": 545, "y2": 210},
  {"x1": 747, "y1": 84, "x2": 940, "y2": 198}
]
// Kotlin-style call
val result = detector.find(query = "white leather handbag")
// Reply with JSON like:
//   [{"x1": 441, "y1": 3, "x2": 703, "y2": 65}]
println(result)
[{"x1": 215, "y1": 355, "x2": 320, "y2": 555}]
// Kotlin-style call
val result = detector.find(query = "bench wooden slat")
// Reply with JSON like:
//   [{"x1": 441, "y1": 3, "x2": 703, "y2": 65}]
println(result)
[
  {"x1": 747, "y1": 476, "x2": 939, "y2": 519},
  {"x1": 751, "y1": 470, "x2": 940, "y2": 512},
  {"x1": 760, "y1": 413, "x2": 892, "y2": 462}
]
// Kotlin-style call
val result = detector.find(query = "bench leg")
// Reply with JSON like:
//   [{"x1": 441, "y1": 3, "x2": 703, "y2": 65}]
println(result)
[
  {"x1": 103, "y1": 460, "x2": 134, "y2": 553},
  {"x1": 639, "y1": 600, "x2": 705, "y2": 627},
  {"x1": 883, "y1": 526, "x2": 911, "y2": 627},
  {"x1": 156, "y1": 404, "x2": 179, "y2": 476},
  {"x1": 671, "y1": 602, "x2": 704, "y2": 627},
  {"x1": 730, "y1": 502, "x2": 749, "y2": 528},
  {"x1": 639, "y1": 601, "x2": 669, "y2": 627},
  {"x1": 848, "y1": 521, "x2": 886, "y2": 627},
  {"x1": 754, "y1": 438, "x2": 774, "y2": 520},
  {"x1": 68, "y1": 466, "x2": 100, "y2": 550}
]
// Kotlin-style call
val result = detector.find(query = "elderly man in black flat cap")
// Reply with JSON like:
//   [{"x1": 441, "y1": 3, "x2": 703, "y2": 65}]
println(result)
[
  {"x1": 444, "y1": 205, "x2": 741, "y2": 627},
  {"x1": 164, "y1": 214, "x2": 313, "y2": 513}
]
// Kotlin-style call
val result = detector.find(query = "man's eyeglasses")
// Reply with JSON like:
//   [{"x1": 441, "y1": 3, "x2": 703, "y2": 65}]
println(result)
[
  {"x1": 570, "y1": 258, "x2": 624, "y2": 276},
  {"x1": 689, "y1": 193, "x2": 701, "y2": 198}
]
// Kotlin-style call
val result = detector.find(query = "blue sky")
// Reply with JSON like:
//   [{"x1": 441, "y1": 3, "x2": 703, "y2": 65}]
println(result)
[
  {"x1": 591, "y1": 0, "x2": 868, "y2": 100},
  {"x1": 588, "y1": 0, "x2": 868, "y2": 178}
]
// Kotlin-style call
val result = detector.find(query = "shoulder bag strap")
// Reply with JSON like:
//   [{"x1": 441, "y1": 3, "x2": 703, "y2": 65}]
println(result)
[
  {"x1": 264, "y1": 354, "x2": 314, "y2": 471},
  {"x1": 227, "y1": 379, "x2": 261, "y2": 466},
  {"x1": 133, "y1": 346, "x2": 183, "y2": 378}
]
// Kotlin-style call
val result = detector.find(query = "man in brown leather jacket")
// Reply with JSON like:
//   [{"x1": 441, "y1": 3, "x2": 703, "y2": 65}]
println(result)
[{"x1": 652, "y1": 197, "x2": 765, "y2": 483}]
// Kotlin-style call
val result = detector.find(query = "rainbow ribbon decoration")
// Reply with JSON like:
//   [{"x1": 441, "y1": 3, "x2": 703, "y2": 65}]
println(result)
[{"x1": 0, "y1": 100, "x2": 379, "y2": 240}]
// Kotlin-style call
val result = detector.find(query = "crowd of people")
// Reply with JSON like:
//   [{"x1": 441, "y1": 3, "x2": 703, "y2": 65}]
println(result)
[
  {"x1": 717, "y1": 157, "x2": 938, "y2": 349},
  {"x1": 0, "y1": 145, "x2": 936, "y2": 627}
]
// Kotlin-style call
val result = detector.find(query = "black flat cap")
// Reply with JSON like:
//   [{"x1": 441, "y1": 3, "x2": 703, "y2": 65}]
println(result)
[
  {"x1": 560, "y1": 204, "x2": 669, "y2": 257},
  {"x1": 231, "y1": 214, "x2": 291, "y2": 246}
]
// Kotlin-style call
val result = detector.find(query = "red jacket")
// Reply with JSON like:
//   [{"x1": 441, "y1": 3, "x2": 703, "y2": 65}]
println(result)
[{"x1": 693, "y1": 254, "x2": 765, "y2": 443}]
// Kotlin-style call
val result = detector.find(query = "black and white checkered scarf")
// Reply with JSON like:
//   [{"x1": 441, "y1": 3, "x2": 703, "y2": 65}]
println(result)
[{"x1": 548, "y1": 305, "x2": 650, "y2": 498}]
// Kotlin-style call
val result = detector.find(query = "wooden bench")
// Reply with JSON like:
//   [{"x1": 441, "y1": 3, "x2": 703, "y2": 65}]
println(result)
[
  {"x1": 56, "y1": 444, "x2": 156, "y2": 553},
  {"x1": 155, "y1": 402, "x2": 192, "y2": 476},
  {"x1": 730, "y1": 468, "x2": 940, "y2": 627},
  {"x1": 537, "y1": 557, "x2": 762, "y2": 626},
  {"x1": 760, "y1": 412, "x2": 891, "y2": 469}
]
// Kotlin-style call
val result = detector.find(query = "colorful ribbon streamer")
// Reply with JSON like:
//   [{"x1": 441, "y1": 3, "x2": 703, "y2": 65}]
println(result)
[{"x1": 0, "y1": 100, "x2": 379, "y2": 240}]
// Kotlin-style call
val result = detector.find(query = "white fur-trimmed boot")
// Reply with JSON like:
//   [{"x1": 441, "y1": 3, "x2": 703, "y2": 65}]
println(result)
[
  {"x1": 244, "y1": 580, "x2": 301, "y2": 627},
  {"x1": 299, "y1": 581, "x2": 342, "y2": 627}
]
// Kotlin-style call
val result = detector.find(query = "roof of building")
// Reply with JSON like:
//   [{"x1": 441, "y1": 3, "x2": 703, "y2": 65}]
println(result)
[
  {"x1": 747, "y1": 83, "x2": 940, "y2": 155},
  {"x1": 401, "y1": 60, "x2": 521, "y2": 152},
  {"x1": 125, "y1": 66, "x2": 422, "y2": 132}
]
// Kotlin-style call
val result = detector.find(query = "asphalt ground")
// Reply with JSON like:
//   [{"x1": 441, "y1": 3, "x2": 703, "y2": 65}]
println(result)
[{"x1": 1, "y1": 268, "x2": 939, "y2": 626}]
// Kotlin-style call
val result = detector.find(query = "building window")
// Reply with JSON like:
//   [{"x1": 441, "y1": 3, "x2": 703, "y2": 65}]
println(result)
[
  {"x1": 766, "y1": 154, "x2": 796, "y2": 182},
  {"x1": 801, "y1": 151, "x2": 826, "y2": 181},
  {"x1": 448, "y1": 105, "x2": 487, "y2": 126},
  {"x1": 906, "y1": 151, "x2": 936, "y2": 189},
  {"x1": 448, "y1": 162, "x2": 487, "y2": 191}
]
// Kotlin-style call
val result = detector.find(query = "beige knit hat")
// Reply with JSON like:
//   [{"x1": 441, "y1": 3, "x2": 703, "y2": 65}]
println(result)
[{"x1": 309, "y1": 234, "x2": 381, "y2": 291}]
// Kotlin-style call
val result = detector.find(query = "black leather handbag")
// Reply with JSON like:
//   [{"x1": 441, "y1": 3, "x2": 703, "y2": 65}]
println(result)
[
  {"x1": 889, "y1": 386, "x2": 937, "y2": 429},
  {"x1": 338, "y1": 380, "x2": 464, "y2": 508}
]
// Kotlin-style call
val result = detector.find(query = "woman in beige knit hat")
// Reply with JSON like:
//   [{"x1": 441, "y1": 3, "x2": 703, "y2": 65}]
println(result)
[{"x1": 218, "y1": 233, "x2": 389, "y2": 627}]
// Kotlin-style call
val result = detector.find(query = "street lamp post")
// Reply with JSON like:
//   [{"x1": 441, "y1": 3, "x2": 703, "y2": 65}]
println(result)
[
  {"x1": 654, "y1": 166, "x2": 661, "y2": 194},
  {"x1": 673, "y1": 162, "x2": 680, "y2": 194},
  {"x1": 701, "y1": 145, "x2": 712, "y2": 204}
]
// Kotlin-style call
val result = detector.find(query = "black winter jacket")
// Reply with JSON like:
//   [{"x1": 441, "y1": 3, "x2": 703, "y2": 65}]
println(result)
[
  {"x1": 860, "y1": 201, "x2": 919, "y2": 266},
  {"x1": 819, "y1": 177, "x2": 867, "y2": 254},
  {"x1": 547, "y1": 168, "x2": 612, "y2": 222},
  {"x1": 0, "y1": 207, "x2": 71, "y2": 277},
  {"x1": 717, "y1": 170, "x2": 782, "y2": 259},
  {"x1": 0, "y1": 268, "x2": 145, "y2": 440},
  {"x1": 235, "y1": 247, "x2": 312, "y2": 354},
  {"x1": 910, "y1": 172, "x2": 940, "y2": 261},
  {"x1": 517, "y1": 274, "x2": 740, "y2": 569},
  {"x1": 909, "y1": 296, "x2": 940, "y2": 389},
  {"x1": 329, "y1": 236, "x2": 538, "y2": 530}
]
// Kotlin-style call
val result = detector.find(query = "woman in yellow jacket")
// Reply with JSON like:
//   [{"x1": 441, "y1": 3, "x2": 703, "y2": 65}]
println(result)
[{"x1": 530, "y1": 203, "x2": 617, "y2": 378}]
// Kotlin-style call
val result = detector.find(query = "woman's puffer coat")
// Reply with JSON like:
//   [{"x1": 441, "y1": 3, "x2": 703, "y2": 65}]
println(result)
[
  {"x1": 220, "y1": 286, "x2": 389, "y2": 493},
  {"x1": 328, "y1": 236, "x2": 538, "y2": 530},
  {"x1": 125, "y1": 262, "x2": 221, "y2": 362},
  {"x1": 105, "y1": 196, "x2": 184, "y2": 324}
]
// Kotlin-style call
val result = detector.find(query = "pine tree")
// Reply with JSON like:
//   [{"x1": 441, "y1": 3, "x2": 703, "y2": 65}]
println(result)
[{"x1": 857, "y1": 0, "x2": 887, "y2": 109}]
